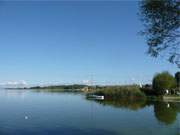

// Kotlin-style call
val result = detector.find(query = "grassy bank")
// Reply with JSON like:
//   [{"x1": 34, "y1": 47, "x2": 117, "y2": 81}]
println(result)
[{"x1": 163, "y1": 95, "x2": 180, "y2": 101}]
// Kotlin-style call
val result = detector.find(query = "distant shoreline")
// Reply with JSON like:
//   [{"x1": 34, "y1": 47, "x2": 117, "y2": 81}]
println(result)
[{"x1": 4, "y1": 84, "x2": 180, "y2": 101}]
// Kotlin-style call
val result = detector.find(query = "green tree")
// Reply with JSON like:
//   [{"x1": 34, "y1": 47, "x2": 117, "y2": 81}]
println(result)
[
  {"x1": 175, "y1": 71, "x2": 180, "y2": 90},
  {"x1": 152, "y1": 71, "x2": 176, "y2": 95},
  {"x1": 139, "y1": 0, "x2": 180, "y2": 67}
]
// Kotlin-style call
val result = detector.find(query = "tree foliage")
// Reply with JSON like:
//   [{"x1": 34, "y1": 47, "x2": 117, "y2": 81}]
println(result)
[
  {"x1": 152, "y1": 71, "x2": 176, "y2": 95},
  {"x1": 175, "y1": 71, "x2": 180, "y2": 88},
  {"x1": 139, "y1": 0, "x2": 180, "y2": 67}
]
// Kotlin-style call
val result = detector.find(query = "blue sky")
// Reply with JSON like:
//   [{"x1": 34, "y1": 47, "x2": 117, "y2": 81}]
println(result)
[{"x1": 0, "y1": 1, "x2": 178, "y2": 86}]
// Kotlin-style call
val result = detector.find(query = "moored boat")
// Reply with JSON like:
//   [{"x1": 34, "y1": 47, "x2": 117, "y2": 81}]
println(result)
[{"x1": 87, "y1": 94, "x2": 104, "y2": 100}]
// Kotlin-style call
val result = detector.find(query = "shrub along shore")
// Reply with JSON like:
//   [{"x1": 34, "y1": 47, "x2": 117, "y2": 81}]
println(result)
[{"x1": 91, "y1": 85, "x2": 146, "y2": 100}]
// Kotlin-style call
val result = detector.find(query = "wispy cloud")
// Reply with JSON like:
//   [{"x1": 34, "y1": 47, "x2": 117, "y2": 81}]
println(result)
[
  {"x1": 82, "y1": 80, "x2": 93, "y2": 85},
  {"x1": 0, "y1": 80, "x2": 28, "y2": 88}
]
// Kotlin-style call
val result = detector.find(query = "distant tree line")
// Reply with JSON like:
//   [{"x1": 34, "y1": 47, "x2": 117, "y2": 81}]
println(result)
[{"x1": 30, "y1": 84, "x2": 88, "y2": 90}]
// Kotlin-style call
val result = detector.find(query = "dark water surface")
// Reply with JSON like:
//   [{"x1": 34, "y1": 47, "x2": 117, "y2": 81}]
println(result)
[{"x1": 0, "y1": 89, "x2": 179, "y2": 135}]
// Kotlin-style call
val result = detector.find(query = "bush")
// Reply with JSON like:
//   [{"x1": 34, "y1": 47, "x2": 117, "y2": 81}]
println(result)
[
  {"x1": 153, "y1": 72, "x2": 176, "y2": 95},
  {"x1": 93, "y1": 85, "x2": 146, "y2": 99}
]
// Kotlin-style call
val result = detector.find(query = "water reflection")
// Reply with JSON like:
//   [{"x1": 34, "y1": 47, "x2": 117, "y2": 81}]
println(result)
[
  {"x1": 90, "y1": 99, "x2": 180, "y2": 125},
  {"x1": 0, "y1": 90, "x2": 179, "y2": 135},
  {"x1": 94, "y1": 99, "x2": 147, "y2": 111},
  {"x1": 1, "y1": 90, "x2": 27, "y2": 100},
  {"x1": 154, "y1": 101, "x2": 179, "y2": 125}
]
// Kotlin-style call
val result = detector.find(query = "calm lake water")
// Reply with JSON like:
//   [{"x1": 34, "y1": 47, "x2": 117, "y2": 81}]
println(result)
[{"x1": 0, "y1": 89, "x2": 179, "y2": 135}]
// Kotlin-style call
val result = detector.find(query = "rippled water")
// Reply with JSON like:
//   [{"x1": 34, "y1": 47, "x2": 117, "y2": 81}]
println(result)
[{"x1": 0, "y1": 89, "x2": 179, "y2": 135}]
